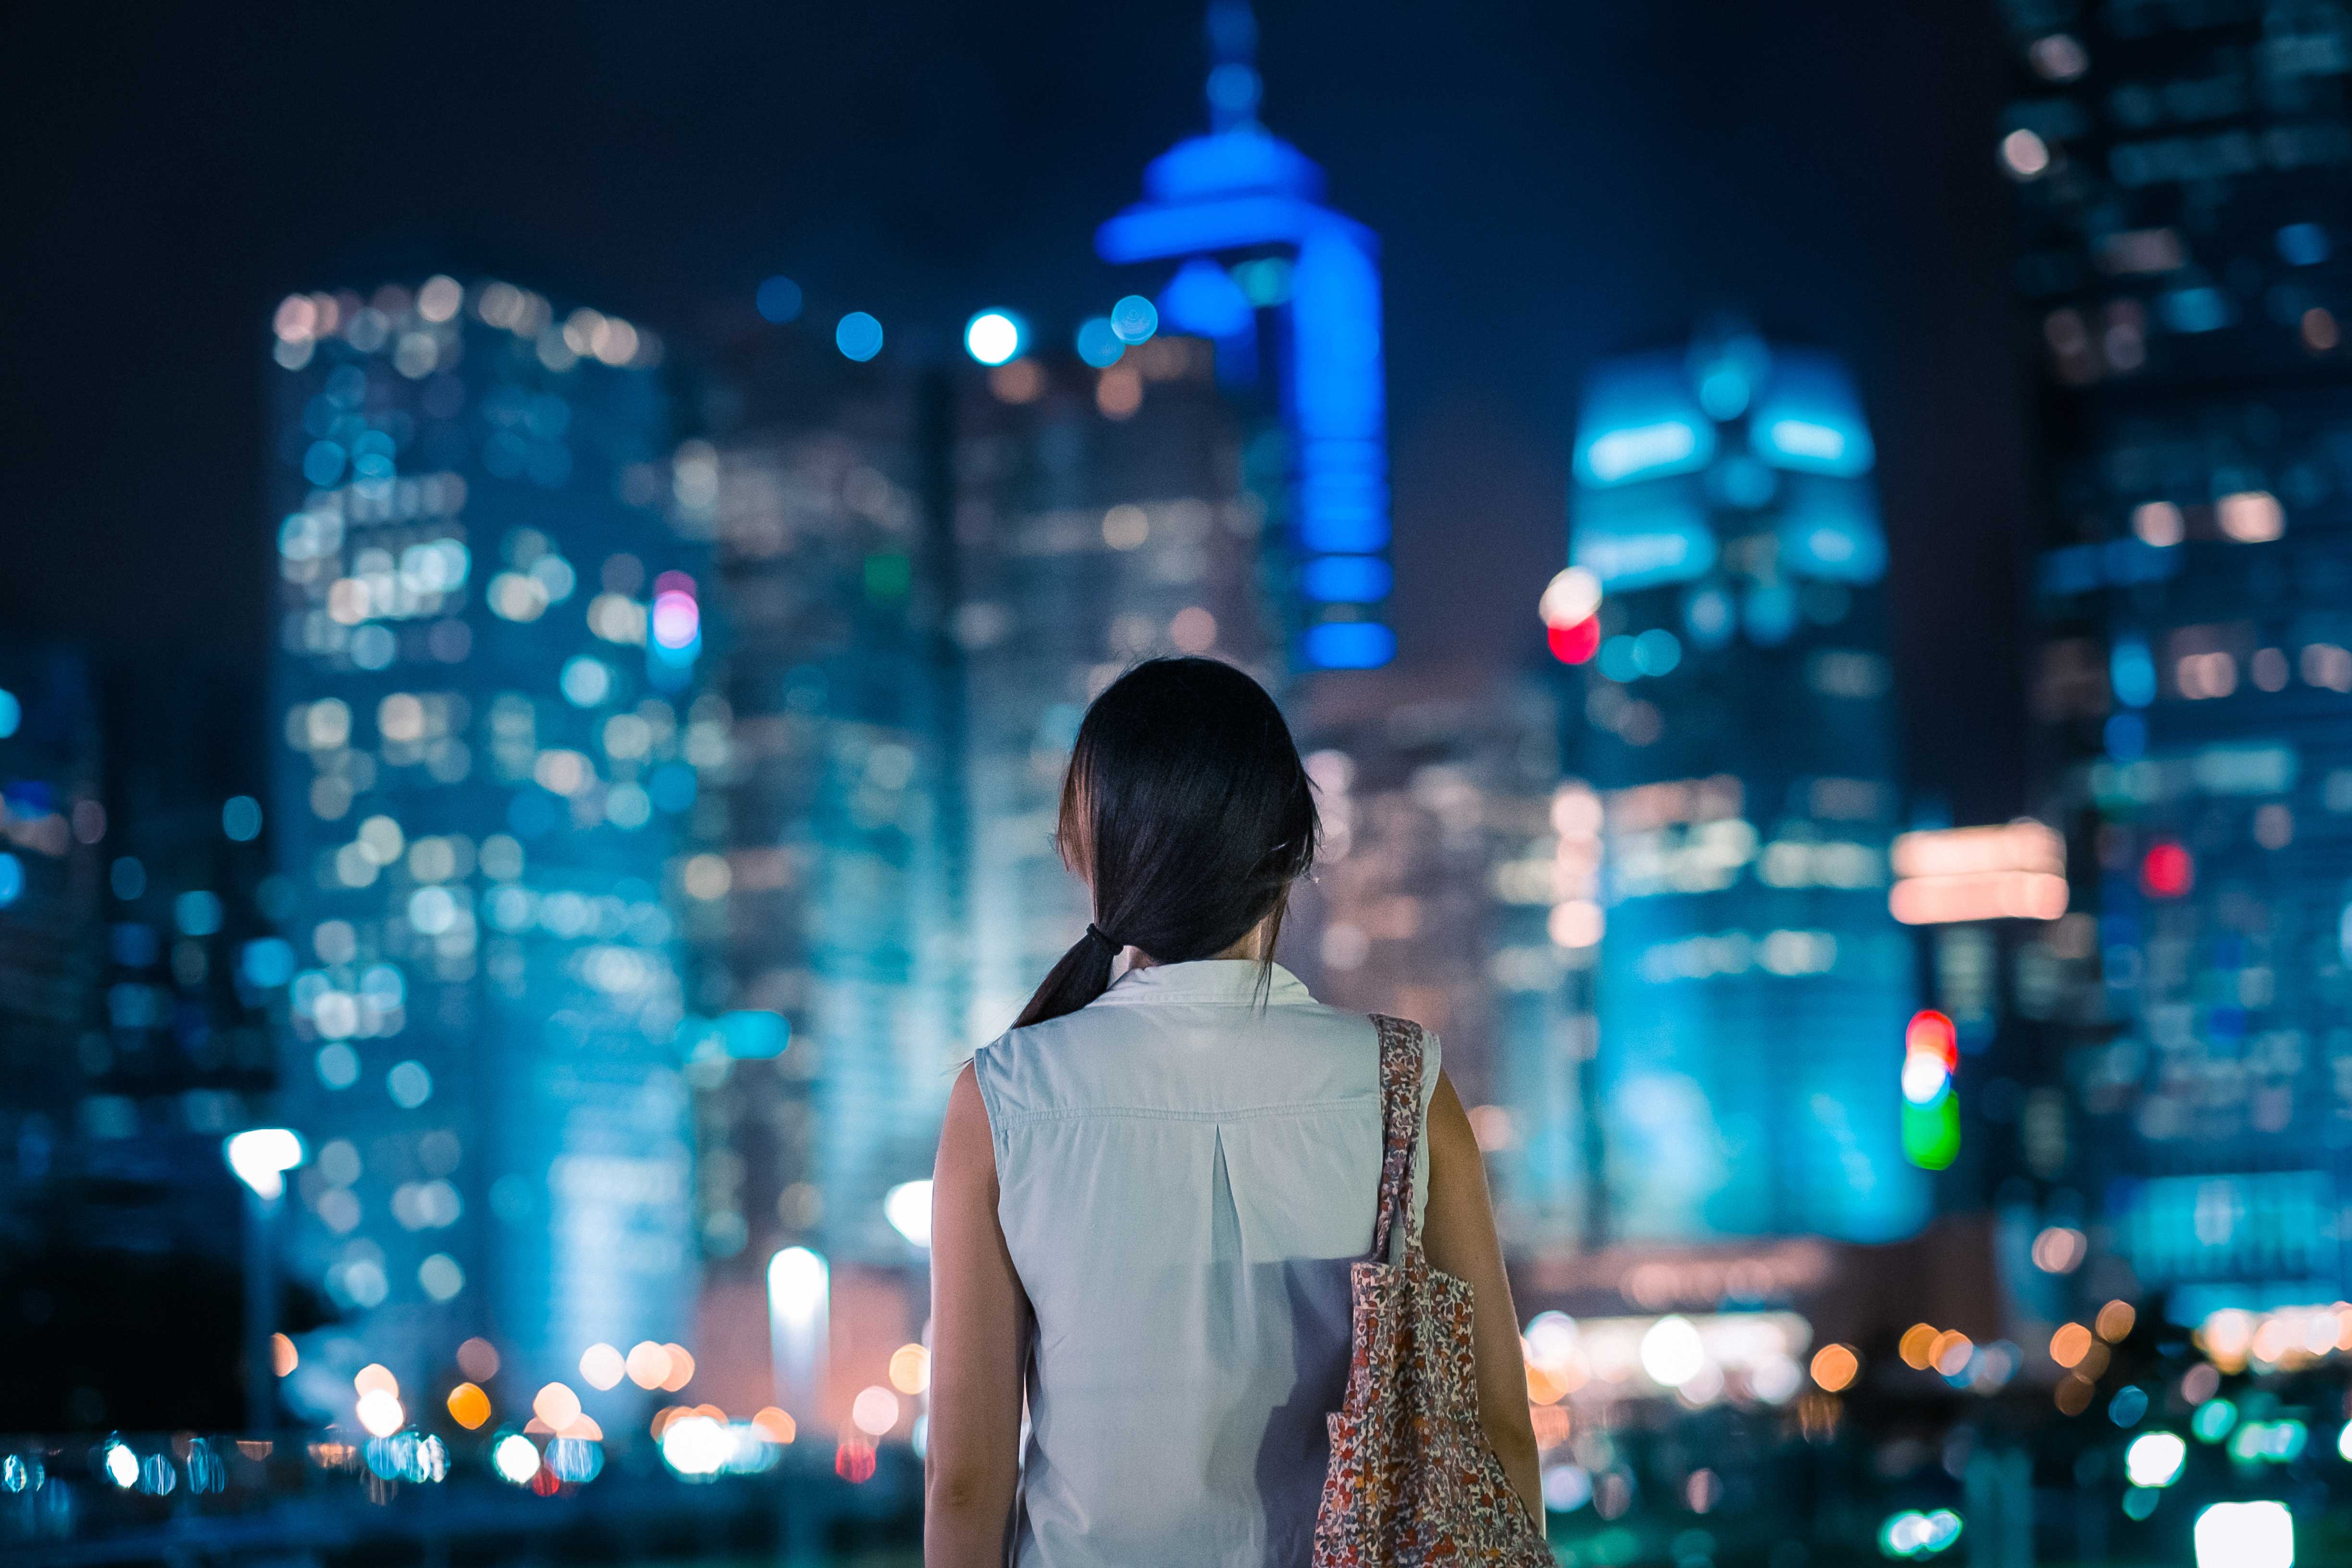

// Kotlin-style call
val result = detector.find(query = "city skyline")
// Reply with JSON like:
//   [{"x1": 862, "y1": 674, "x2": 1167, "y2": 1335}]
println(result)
[{"x1": 2, "y1": 0, "x2": 2036, "y2": 832}]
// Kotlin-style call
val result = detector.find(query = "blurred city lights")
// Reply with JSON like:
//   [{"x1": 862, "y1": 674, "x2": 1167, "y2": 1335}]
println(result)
[
  {"x1": 626, "y1": 1340, "x2": 674, "y2": 1390},
  {"x1": 1638, "y1": 1315, "x2": 1706, "y2": 1387},
  {"x1": 963, "y1": 310, "x2": 1025, "y2": 366},
  {"x1": 659, "y1": 1416, "x2": 732, "y2": 1479},
  {"x1": 1899, "y1": 1011, "x2": 1960, "y2": 1169},
  {"x1": 457, "y1": 1337, "x2": 501, "y2": 1381},
  {"x1": 446, "y1": 1383, "x2": 492, "y2": 1429},
  {"x1": 2030, "y1": 1225, "x2": 2087, "y2": 1274},
  {"x1": 754, "y1": 276, "x2": 804, "y2": 323},
  {"x1": 888, "y1": 1343, "x2": 931, "y2": 1396},
  {"x1": 2192, "y1": 1398, "x2": 2239, "y2": 1444},
  {"x1": 2194, "y1": 1501, "x2": 2292, "y2": 1568},
  {"x1": 850, "y1": 1385, "x2": 901, "y2": 1436},
  {"x1": 1878, "y1": 1509, "x2": 1963, "y2": 1559},
  {"x1": 222, "y1": 795, "x2": 263, "y2": 841},
  {"x1": 1809, "y1": 1343, "x2": 1859, "y2": 1393},
  {"x1": 491, "y1": 1433, "x2": 540, "y2": 1486},
  {"x1": 1538, "y1": 566, "x2": 1603, "y2": 629},
  {"x1": 884, "y1": 1179, "x2": 932, "y2": 1248},
  {"x1": 2125, "y1": 1430, "x2": 2186, "y2": 1488},
  {"x1": 1547, "y1": 617, "x2": 1601, "y2": 664},
  {"x1": 834, "y1": 312, "x2": 884, "y2": 362},
  {"x1": 1109, "y1": 294, "x2": 1159, "y2": 344},
  {"x1": 2140, "y1": 840, "x2": 2193, "y2": 898},
  {"x1": 1887, "y1": 822, "x2": 2066, "y2": 924},
  {"x1": 355, "y1": 1389, "x2": 404, "y2": 1438},
  {"x1": 532, "y1": 1383, "x2": 582, "y2": 1429},
  {"x1": 1075, "y1": 317, "x2": 1124, "y2": 368},
  {"x1": 102, "y1": 1441, "x2": 137, "y2": 1489},
  {"x1": 2000, "y1": 129, "x2": 2051, "y2": 179},
  {"x1": 579, "y1": 1343, "x2": 625, "y2": 1390},
  {"x1": 222, "y1": 1127, "x2": 306, "y2": 1200}
]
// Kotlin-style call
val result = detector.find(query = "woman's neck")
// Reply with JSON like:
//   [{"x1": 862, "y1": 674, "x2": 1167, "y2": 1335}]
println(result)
[{"x1": 1126, "y1": 922, "x2": 1270, "y2": 971}]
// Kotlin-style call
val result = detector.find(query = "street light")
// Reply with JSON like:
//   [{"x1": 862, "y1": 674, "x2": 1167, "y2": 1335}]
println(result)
[
  {"x1": 223, "y1": 1129, "x2": 305, "y2": 1433},
  {"x1": 768, "y1": 1246, "x2": 830, "y2": 1434}
]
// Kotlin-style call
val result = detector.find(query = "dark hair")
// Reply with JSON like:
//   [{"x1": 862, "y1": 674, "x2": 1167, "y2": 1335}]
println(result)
[{"x1": 1013, "y1": 657, "x2": 1318, "y2": 1029}]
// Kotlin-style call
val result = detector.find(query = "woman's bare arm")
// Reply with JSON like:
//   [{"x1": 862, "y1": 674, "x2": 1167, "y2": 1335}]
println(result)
[
  {"x1": 1421, "y1": 1068, "x2": 1544, "y2": 1528},
  {"x1": 924, "y1": 1063, "x2": 1030, "y2": 1566}
]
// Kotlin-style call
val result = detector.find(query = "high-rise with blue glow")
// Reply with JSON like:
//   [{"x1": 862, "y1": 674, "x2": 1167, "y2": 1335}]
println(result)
[
  {"x1": 1095, "y1": 0, "x2": 1391, "y2": 672},
  {"x1": 1569, "y1": 323, "x2": 1927, "y2": 1244},
  {"x1": 2002, "y1": 4, "x2": 2352, "y2": 1322},
  {"x1": 265, "y1": 278, "x2": 700, "y2": 1418}
]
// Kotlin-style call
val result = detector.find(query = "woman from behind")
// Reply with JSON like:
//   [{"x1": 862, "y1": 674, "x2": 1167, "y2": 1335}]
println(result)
[{"x1": 925, "y1": 657, "x2": 1541, "y2": 1566}]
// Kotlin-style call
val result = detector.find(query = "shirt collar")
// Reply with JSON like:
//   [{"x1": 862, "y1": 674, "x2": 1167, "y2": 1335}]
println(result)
[{"x1": 1092, "y1": 958, "x2": 1318, "y2": 1008}]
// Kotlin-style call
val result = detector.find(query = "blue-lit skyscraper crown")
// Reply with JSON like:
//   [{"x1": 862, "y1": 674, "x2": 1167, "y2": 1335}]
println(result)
[{"x1": 1096, "y1": 1, "x2": 1392, "y2": 672}]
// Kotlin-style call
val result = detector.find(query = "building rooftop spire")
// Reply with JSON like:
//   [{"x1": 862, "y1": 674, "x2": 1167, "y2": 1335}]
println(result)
[{"x1": 1204, "y1": 1, "x2": 1262, "y2": 132}]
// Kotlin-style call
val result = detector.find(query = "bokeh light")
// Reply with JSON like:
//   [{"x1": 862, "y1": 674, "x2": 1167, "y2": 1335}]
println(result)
[
  {"x1": 835, "y1": 312, "x2": 884, "y2": 362},
  {"x1": 964, "y1": 310, "x2": 1025, "y2": 366}
]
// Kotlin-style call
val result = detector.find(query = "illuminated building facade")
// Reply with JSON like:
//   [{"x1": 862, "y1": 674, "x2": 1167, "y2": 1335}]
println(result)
[
  {"x1": 956, "y1": 340, "x2": 1274, "y2": 1034},
  {"x1": 1282, "y1": 675, "x2": 1593, "y2": 1252},
  {"x1": 2001, "y1": 5, "x2": 2352, "y2": 1317},
  {"x1": 685, "y1": 328, "x2": 964, "y2": 1288},
  {"x1": 0, "y1": 652, "x2": 290, "y2": 1430},
  {"x1": 1566, "y1": 324, "x2": 1926, "y2": 1244},
  {"x1": 0, "y1": 653, "x2": 104, "y2": 1145},
  {"x1": 265, "y1": 278, "x2": 700, "y2": 1412},
  {"x1": 1095, "y1": 0, "x2": 1392, "y2": 672}
]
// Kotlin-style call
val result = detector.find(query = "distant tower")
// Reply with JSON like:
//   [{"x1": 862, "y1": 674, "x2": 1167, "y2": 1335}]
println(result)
[
  {"x1": 264, "y1": 278, "x2": 700, "y2": 1417},
  {"x1": 1096, "y1": 1, "x2": 1393, "y2": 673},
  {"x1": 1561, "y1": 322, "x2": 1927, "y2": 1244}
]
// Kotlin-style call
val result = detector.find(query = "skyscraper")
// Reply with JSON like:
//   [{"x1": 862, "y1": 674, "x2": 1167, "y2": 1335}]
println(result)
[
  {"x1": 956, "y1": 338, "x2": 1273, "y2": 1035},
  {"x1": 1282, "y1": 673, "x2": 1593, "y2": 1252},
  {"x1": 2000, "y1": 4, "x2": 2352, "y2": 1319},
  {"x1": 1095, "y1": 0, "x2": 1392, "y2": 673},
  {"x1": 1561, "y1": 323, "x2": 1926, "y2": 1244},
  {"x1": 265, "y1": 278, "x2": 701, "y2": 1414},
  {"x1": 0, "y1": 649, "x2": 288, "y2": 1431},
  {"x1": 685, "y1": 325, "x2": 964, "y2": 1286}
]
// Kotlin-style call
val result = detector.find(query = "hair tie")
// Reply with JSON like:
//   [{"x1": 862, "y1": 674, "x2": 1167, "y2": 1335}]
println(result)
[{"x1": 1085, "y1": 923, "x2": 1121, "y2": 953}]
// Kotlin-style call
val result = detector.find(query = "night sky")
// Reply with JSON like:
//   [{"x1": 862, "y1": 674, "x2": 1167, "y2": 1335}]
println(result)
[{"x1": 4, "y1": 0, "x2": 2032, "y2": 822}]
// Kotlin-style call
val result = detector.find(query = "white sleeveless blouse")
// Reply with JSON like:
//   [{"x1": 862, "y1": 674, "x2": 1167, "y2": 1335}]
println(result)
[{"x1": 973, "y1": 959, "x2": 1439, "y2": 1567}]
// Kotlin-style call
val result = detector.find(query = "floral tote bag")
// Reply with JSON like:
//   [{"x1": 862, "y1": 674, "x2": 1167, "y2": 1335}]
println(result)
[{"x1": 1311, "y1": 1014, "x2": 1552, "y2": 1567}]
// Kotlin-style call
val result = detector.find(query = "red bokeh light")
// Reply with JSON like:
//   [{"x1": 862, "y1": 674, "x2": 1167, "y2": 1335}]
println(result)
[
  {"x1": 1904, "y1": 1009, "x2": 1959, "y2": 1072},
  {"x1": 1547, "y1": 616, "x2": 1600, "y2": 664},
  {"x1": 2140, "y1": 840, "x2": 2193, "y2": 899}
]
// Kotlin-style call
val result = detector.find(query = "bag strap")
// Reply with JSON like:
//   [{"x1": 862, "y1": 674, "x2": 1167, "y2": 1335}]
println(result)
[{"x1": 1367, "y1": 1014, "x2": 1427, "y2": 1261}]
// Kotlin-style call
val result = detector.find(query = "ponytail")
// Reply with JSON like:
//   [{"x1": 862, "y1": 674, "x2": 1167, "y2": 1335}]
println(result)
[{"x1": 1011, "y1": 925, "x2": 1123, "y2": 1030}]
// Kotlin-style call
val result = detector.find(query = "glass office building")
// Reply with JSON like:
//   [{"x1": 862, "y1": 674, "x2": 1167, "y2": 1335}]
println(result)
[
  {"x1": 684, "y1": 330, "x2": 964, "y2": 1281},
  {"x1": 265, "y1": 279, "x2": 700, "y2": 1414},
  {"x1": 1283, "y1": 677, "x2": 1593, "y2": 1252},
  {"x1": 1568, "y1": 324, "x2": 1926, "y2": 1244},
  {"x1": 2002, "y1": 3, "x2": 2352, "y2": 1317},
  {"x1": 956, "y1": 341, "x2": 1274, "y2": 1036}
]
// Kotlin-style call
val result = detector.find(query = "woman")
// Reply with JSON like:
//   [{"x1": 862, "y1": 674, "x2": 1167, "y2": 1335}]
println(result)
[{"x1": 925, "y1": 657, "x2": 1542, "y2": 1566}]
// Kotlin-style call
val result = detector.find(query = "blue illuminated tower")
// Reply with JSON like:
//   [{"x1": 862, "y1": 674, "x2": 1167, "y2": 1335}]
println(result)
[
  {"x1": 1568, "y1": 323, "x2": 1926, "y2": 1244},
  {"x1": 2002, "y1": 8, "x2": 2352, "y2": 1320},
  {"x1": 264, "y1": 279, "x2": 701, "y2": 1417},
  {"x1": 1095, "y1": 0, "x2": 1392, "y2": 672}
]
